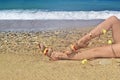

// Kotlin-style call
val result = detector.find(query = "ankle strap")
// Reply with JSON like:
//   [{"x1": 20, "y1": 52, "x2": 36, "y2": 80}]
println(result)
[
  {"x1": 70, "y1": 43, "x2": 80, "y2": 51},
  {"x1": 43, "y1": 48, "x2": 48, "y2": 55}
]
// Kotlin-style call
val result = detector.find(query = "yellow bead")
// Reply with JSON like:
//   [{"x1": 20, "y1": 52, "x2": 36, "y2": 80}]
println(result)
[
  {"x1": 81, "y1": 59, "x2": 88, "y2": 64},
  {"x1": 108, "y1": 40, "x2": 112, "y2": 44},
  {"x1": 102, "y1": 29, "x2": 107, "y2": 34}
]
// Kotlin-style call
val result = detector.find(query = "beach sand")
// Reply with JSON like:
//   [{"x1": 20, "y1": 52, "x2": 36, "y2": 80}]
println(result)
[{"x1": 0, "y1": 27, "x2": 120, "y2": 80}]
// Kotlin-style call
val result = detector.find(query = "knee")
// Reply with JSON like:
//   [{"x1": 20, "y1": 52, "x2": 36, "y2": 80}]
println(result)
[
  {"x1": 109, "y1": 16, "x2": 119, "y2": 23},
  {"x1": 109, "y1": 16, "x2": 118, "y2": 20}
]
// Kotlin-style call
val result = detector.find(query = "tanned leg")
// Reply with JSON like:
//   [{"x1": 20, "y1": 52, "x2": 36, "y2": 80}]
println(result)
[
  {"x1": 65, "y1": 16, "x2": 120, "y2": 54},
  {"x1": 77, "y1": 16, "x2": 120, "y2": 46},
  {"x1": 46, "y1": 16, "x2": 120, "y2": 60},
  {"x1": 54, "y1": 44, "x2": 120, "y2": 60}
]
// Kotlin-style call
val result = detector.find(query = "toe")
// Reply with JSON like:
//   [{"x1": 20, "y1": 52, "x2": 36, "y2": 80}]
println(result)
[{"x1": 38, "y1": 43, "x2": 46, "y2": 52}]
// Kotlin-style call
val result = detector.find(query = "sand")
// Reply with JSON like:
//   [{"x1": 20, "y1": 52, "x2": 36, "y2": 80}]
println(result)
[{"x1": 0, "y1": 27, "x2": 120, "y2": 80}]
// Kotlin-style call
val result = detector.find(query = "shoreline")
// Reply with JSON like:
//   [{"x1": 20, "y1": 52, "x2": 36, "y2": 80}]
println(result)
[{"x1": 0, "y1": 19, "x2": 103, "y2": 32}]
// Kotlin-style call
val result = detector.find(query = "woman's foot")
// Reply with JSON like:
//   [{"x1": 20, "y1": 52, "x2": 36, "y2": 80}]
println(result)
[
  {"x1": 38, "y1": 43, "x2": 53, "y2": 58},
  {"x1": 64, "y1": 40, "x2": 89, "y2": 55},
  {"x1": 38, "y1": 43, "x2": 46, "y2": 53},
  {"x1": 65, "y1": 33, "x2": 91, "y2": 54},
  {"x1": 38, "y1": 43, "x2": 62, "y2": 61},
  {"x1": 50, "y1": 51, "x2": 69, "y2": 60}
]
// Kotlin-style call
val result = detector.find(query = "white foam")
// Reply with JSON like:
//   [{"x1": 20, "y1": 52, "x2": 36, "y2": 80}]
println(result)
[{"x1": 0, "y1": 10, "x2": 120, "y2": 20}]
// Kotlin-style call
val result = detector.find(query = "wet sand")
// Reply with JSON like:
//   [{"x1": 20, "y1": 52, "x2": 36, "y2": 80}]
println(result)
[{"x1": 0, "y1": 27, "x2": 120, "y2": 80}]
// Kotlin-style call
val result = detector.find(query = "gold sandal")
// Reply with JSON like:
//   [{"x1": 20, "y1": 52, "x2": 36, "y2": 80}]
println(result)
[
  {"x1": 64, "y1": 43, "x2": 79, "y2": 55},
  {"x1": 38, "y1": 44, "x2": 66, "y2": 61},
  {"x1": 38, "y1": 43, "x2": 56, "y2": 60}
]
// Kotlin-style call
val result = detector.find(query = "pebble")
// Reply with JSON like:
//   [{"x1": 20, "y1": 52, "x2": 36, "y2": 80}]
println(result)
[{"x1": 0, "y1": 28, "x2": 113, "y2": 55}]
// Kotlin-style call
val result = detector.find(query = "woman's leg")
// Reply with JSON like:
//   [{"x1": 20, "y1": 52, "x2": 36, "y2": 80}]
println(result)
[
  {"x1": 77, "y1": 16, "x2": 120, "y2": 46},
  {"x1": 56, "y1": 44, "x2": 120, "y2": 60},
  {"x1": 43, "y1": 16, "x2": 120, "y2": 60},
  {"x1": 65, "y1": 16, "x2": 120, "y2": 54}
]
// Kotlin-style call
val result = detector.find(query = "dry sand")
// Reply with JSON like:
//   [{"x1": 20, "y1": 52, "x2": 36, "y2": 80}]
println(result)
[{"x1": 0, "y1": 27, "x2": 120, "y2": 80}]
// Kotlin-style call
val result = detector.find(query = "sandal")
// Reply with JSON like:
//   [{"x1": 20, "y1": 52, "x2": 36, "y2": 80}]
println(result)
[
  {"x1": 65, "y1": 42, "x2": 83, "y2": 54},
  {"x1": 38, "y1": 43, "x2": 52, "y2": 55},
  {"x1": 65, "y1": 41, "x2": 89, "y2": 55},
  {"x1": 38, "y1": 43, "x2": 58, "y2": 61}
]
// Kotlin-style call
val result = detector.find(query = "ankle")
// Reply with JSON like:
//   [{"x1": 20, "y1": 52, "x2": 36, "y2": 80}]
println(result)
[
  {"x1": 78, "y1": 33, "x2": 93, "y2": 44},
  {"x1": 64, "y1": 44, "x2": 79, "y2": 55}
]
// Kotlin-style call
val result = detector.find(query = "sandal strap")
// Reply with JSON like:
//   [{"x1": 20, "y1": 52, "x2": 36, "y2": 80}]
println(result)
[
  {"x1": 70, "y1": 43, "x2": 80, "y2": 52},
  {"x1": 43, "y1": 48, "x2": 49, "y2": 55},
  {"x1": 43, "y1": 48, "x2": 53, "y2": 56},
  {"x1": 70, "y1": 44, "x2": 78, "y2": 51}
]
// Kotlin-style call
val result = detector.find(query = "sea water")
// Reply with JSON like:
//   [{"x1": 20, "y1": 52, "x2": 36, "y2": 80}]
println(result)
[{"x1": 0, "y1": 0, "x2": 120, "y2": 31}]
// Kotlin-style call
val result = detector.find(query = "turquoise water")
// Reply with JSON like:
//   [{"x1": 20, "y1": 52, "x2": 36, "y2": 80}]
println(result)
[
  {"x1": 0, "y1": 0, "x2": 120, "y2": 11},
  {"x1": 0, "y1": 0, "x2": 120, "y2": 31},
  {"x1": 0, "y1": 0, "x2": 120, "y2": 20}
]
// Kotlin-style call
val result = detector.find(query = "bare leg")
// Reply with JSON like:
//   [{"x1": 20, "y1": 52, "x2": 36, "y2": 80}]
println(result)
[
  {"x1": 78, "y1": 16, "x2": 120, "y2": 45},
  {"x1": 65, "y1": 16, "x2": 120, "y2": 54},
  {"x1": 43, "y1": 16, "x2": 120, "y2": 60},
  {"x1": 55, "y1": 44, "x2": 120, "y2": 60}
]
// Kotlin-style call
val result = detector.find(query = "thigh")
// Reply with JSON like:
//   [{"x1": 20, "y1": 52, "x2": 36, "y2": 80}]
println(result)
[
  {"x1": 77, "y1": 44, "x2": 118, "y2": 59},
  {"x1": 72, "y1": 45, "x2": 114, "y2": 60},
  {"x1": 112, "y1": 21, "x2": 120, "y2": 43},
  {"x1": 70, "y1": 44, "x2": 120, "y2": 60},
  {"x1": 89, "y1": 44, "x2": 120, "y2": 58},
  {"x1": 111, "y1": 43, "x2": 120, "y2": 57},
  {"x1": 84, "y1": 45, "x2": 115, "y2": 58}
]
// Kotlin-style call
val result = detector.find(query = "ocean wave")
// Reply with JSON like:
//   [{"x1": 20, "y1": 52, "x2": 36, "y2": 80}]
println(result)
[{"x1": 0, "y1": 10, "x2": 120, "y2": 20}]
